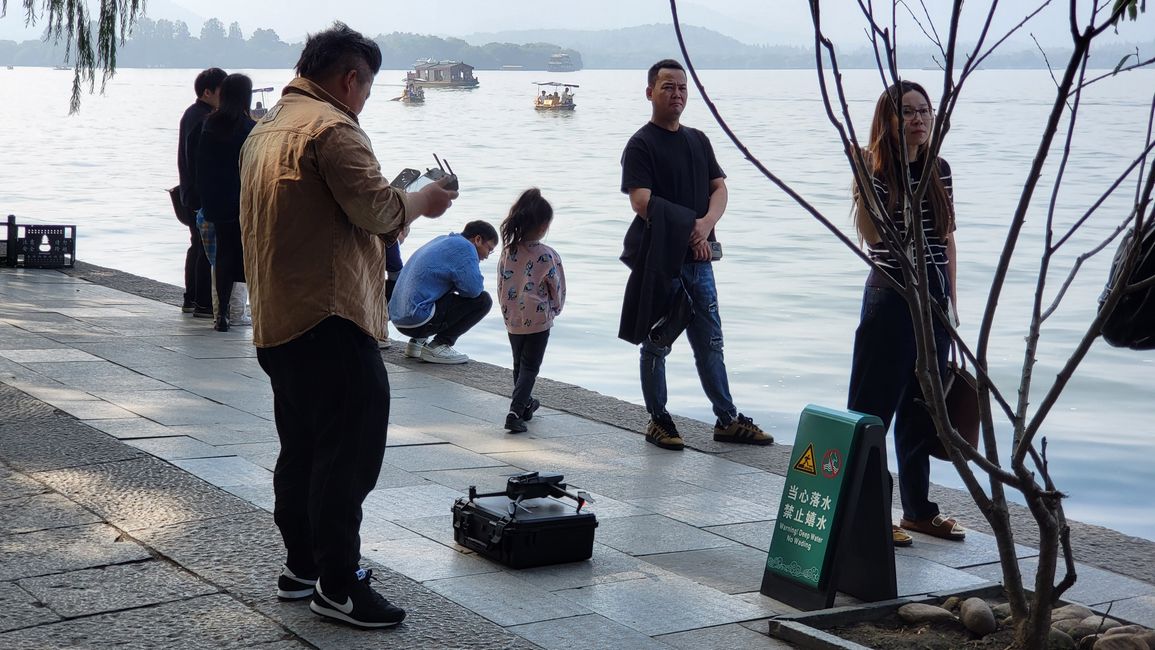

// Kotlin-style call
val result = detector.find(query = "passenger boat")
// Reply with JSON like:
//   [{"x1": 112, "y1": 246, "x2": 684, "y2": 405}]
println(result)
[
  {"x1": 405, "y1": 60, "x2": 479, "y2": 88},
  {"x1": 547, "y1": 53, "x2": 578, "y2": 72},
  {"x1": 533, "y1": 81, "x2": 578, "y2": 111}
]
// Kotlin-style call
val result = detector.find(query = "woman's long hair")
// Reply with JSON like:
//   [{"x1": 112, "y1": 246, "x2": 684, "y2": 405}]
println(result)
[
  {"x1": 501, "y1": 188, "x2": 553, "y2": 249},
  {"x1": 204, "y1": 73, "x2": 253, "y2": 134},
  {"x1": 853, "y1": 80, "x2": 954, "y2": 245}
]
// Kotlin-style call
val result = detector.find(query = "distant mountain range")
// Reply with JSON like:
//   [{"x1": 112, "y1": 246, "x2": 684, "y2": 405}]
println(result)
[
  {"x1": 465, "y1": 24, "x2": 1155, "y2": 70},
  {"x1": 2, "y1": 20, "x2": 1150, "y2": 71}
]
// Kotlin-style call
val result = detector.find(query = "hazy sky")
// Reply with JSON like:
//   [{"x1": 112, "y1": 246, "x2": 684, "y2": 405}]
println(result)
[{"x1": 2, "y1": 1, "x2": 1149, "y2": 48}]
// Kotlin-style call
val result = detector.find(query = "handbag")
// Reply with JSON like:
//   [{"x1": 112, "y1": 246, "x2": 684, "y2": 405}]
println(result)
[
  {"x1": 168, "y1": 186, "x2": 195, "y2": 227},
  {"x1": 1099, "y1": 218, "x2": 1155, "y2": 350},
  {"x1": 930, "y1": 343, "x2": 980, "y2": 460}
]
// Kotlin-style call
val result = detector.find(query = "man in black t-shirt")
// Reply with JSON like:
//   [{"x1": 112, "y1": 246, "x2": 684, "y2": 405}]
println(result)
[{"x1": 619, "y1": 59, "x2": 772, "y2": 451}]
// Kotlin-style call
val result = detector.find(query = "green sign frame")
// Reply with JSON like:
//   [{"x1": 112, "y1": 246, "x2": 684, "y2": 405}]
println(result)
[{"x1": 761, "y1": 404, "x2": 896, "y2": 610}]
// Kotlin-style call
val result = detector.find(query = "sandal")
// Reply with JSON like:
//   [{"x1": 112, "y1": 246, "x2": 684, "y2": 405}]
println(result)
[
  {"x1": 892, "y1": 525, "x2": 913, "y2": 547},
  {"x1": 900, "y1": 514, "x2": 966, "y2": 541}
]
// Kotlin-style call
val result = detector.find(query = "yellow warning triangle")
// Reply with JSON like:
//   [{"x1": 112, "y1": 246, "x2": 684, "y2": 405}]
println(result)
[{"x1": 793, "y1": 443, "x2": 817, "y2": 476}]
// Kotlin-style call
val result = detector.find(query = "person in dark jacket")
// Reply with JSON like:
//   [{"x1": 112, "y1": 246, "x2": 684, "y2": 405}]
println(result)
[
  {"x1": 619, "y1": 59, "x2": 772, "y2": 451},
  {"x1": 191, "y1": 73, "x2": 256, "y2": 332},
  {"x1": 177, "y1": 67, "x2": 226, "y2": 318}
]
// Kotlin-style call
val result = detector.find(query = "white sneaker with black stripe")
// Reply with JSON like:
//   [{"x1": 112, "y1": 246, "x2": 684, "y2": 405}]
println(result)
[{"x1": 310, "y1": 568, "x2": 406, "y2": 628}]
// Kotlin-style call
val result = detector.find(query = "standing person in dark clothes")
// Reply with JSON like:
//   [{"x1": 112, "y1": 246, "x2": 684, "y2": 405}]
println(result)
[
  {"x1": 847, "y1": 80, "x2": 964, "y2": 547},
  {"x1": 619, "y1": 59, "x2": 772, "y2": 451},
  {"x1": 177, "y1": 67, "x2": 226, "y2": 318},
  {"x1": 240, "y1": 22, "x2": 457, "y2": 629},
  {"x1": 192, "y1": 73, "x2": 256, "y2": 332}
]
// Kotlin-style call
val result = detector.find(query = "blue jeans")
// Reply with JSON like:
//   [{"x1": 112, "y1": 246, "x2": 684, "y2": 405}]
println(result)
[
  {"x1": 640, "y1": 262, "x2": 737, "y2": 425},
  {"x1": 847, "y1": 284, "x2": 951, "y2": 521}
]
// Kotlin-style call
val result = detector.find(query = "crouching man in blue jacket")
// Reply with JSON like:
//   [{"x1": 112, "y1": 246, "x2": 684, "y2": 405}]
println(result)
[{"x1": 388, "y1": 220, "x2": 497, "y2": 364}]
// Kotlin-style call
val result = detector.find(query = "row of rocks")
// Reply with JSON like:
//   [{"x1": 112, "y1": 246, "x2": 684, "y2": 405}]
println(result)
[{"x1": 897, "y1": 600, "x2": 1155, "y2": 649}]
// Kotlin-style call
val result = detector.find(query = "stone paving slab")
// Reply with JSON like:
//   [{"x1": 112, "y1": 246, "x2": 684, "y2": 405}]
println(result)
[
  {"x1": 362, "y1": 537, "x2": 500, "y2": 582},
  {"x1": 702, "y1": 521, "x2": 776, "y2": 552},
  {"x1": 16, "y1": 359, "x2": 175, "y2": 392},
  {"x1": 966, "y1": 556, "x2": 1155, "y2": 607},
  {"x1": 0, "y1": 465, "x2": 48, "y2": 501},
  {"x1": 0, "y1": 593, "x2": 291, "y2": 650},
  {"x1": 0, "y1": 523, "x2": 151, "y2": 581},
  {"x1": 656, "y1": 622, "x2": 794, "y2": 649},
  {"x1": 125, "y1": 435, "x2": 234, "y2": 461},
  {"x1": 33, "y1": 455, "x2": 257, "y2": 532},
  {"x1": 895, "y1": 554, "x2": 989, "y2": 597},
  {"x1": 555, "y1": 574, "x2": 769, "y2": 636},
  {"x1": 17, "y1": 560, "x2": 219, "y2": 617},
  {"x1": 642, "y1": 545, "x2": 772, "y2": 594},
  {"x1": 594, "y1": 514, "x2": 738, "y2": 556},
  {"x1": 0, "y1": 349, "x2": 102, "y2": 363},
  {"x1": 0, "y1": 417, "x2": 143, "y2": 473},
  {"x1": 508, "y1": 613, "x2": 675, "y2": 650},
  {"x1": 172, "y1": 455, "x2": 273, "y2": 487},
  {"x1": 0, "y1": 581, "x2": 61, "y2": 633},
  {"x1": 384, "y1": 442, "x2": 510, "y2": 472},
  {"x1": 91, "y1": 389, "x2": 267, "y2": 426},
  {"x1": 624, "y1": 491, "x2": 780, "y2": 528},
  {"x1": 0, "y1": 492, "x2": 102, "y2": 534},
  {"x1": 423, "y1": 571, "x2": 593, "y2": 626},
  {"x1": 84, "y1": 416, "x2": 187, "y2": 440},
  {"x1": 505, "y1": 543, "x2": 673, "y2": 592},
  {"x1": 1108, "y1": 595, "x2": 1155, "y2": 627}
]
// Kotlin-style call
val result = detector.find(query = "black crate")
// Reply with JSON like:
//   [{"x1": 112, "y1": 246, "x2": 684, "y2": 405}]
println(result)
[
  {"x1": 3, "y1": 215, "x2": 76, "y2": 268},
  {"x1": 452, "y1": 495, "x2": 598, "y2": 569}
]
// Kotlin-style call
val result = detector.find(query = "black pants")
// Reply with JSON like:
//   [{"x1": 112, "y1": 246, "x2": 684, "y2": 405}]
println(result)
[
  {"x1": 213, "y1": 220, "x2": 245, "y2": 314},
  {"x1": 395, "y1": 291, "x2": 493, "y2": 347},
  {"x1": 847, "y1": 285, "x2": 950, "y2": 522},
  {"x1": 184, "y1": 221, "x2": 211, "y2": 309},
  {"x1": 509, "y1": 329, "x2": 550, "y2": 413},
  {"x1": 256, "y1": 316, "x2": 390, "y2": 591}
]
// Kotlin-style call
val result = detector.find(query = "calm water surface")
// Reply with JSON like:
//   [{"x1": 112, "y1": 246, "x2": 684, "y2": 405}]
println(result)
[{"x1": 2, "y1": 67, "x2": 1153, "y2": 541}]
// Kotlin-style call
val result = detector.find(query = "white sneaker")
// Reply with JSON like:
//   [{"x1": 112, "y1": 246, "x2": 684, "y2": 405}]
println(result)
[
  {"x1": 378, "y1": 338, "x2": 392, "y2": 349},
  {"x1": 420, "y1": 342, "x2": 469, "y2": 364},
  {"x1": 404, "y1": 337, "x2": 428, "y2": 358}
]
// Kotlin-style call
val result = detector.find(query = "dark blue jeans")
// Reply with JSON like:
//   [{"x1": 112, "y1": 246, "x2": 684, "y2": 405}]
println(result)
[
  {"x1": 847, "y1": 285, "x2": 950, "y2": 521},
  {"x1": 640, "y1": 262, "x2": 737, "y2": 425}
]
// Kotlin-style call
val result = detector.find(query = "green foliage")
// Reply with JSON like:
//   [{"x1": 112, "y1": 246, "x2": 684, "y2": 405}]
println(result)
[
  {"x1": 1111, "y1": 0, "x2": 1147, "y2": 23},
  {"x1": 1, "y1": 0, "x2": 144, "y2": 113}
]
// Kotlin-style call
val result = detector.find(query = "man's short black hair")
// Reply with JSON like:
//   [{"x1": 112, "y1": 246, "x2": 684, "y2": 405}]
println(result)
[
  {"x1": 462, "y1": 220, "x2": 498, "y2": 243},
  {"x1": 647, "y1": 59, "x2": 685, "y2": 86},
  {"x1": 295, "y1": 22, "x2": 382, "y2": 83},
  {"x1": 194, "y1": 68, "x2": 227, "y2": 97}
]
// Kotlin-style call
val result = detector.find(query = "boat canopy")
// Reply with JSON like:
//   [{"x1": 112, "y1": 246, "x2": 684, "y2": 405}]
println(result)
[{"x1": 532, "y1": 82, "x2": 580, "y2": 88}]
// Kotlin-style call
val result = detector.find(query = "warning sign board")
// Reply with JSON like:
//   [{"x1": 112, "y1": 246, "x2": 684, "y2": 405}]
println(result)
[{"x1": 793, "y1": 443, "x2": 817, "y2": 475}]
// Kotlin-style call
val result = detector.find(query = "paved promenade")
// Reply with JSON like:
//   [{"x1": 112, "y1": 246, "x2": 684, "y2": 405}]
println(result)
[{"x1": 1, "y1": 264, "x2": 1153, "y2": 648}]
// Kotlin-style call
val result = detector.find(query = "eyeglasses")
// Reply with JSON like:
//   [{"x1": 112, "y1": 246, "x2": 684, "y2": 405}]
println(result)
[{"x1": 902, "y1": 107, "x2": 933, "y2": 121}]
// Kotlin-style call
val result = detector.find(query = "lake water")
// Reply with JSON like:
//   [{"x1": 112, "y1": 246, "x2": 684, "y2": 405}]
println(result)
[{"x1": 2, "y1": 66, "x2": 1153, "y2": 542}]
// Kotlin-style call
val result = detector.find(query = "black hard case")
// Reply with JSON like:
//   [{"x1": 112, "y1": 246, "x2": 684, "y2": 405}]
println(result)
[{"x1": 451, "y1": 495, "x2": 598, "y2": 569}]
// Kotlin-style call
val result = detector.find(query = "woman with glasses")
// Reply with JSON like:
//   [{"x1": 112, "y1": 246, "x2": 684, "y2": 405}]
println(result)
[{"x1": 847, "y1": 80, "x2": 964, "y2": 547}]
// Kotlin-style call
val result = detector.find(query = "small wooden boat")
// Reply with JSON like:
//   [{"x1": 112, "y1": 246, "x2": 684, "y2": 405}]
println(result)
[{"x1": 533, "y1": 81, "x2": 578, "y2": 112}]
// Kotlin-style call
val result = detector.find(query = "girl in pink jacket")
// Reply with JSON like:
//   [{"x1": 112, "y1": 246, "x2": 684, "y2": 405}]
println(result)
[{"x1": 498, "y1": 188, "x2": 566, "y2": 433}]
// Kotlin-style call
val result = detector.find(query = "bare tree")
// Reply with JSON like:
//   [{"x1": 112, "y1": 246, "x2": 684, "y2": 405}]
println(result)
[
  {"x1": 669, "y1": 0, "x2": 1152, "y2": 647},
  {"x1": 2, "y1": 0, "x2": 144, "y2": 112}
]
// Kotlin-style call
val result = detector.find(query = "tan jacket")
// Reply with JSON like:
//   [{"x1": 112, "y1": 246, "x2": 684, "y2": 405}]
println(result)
[{"x1": 240, "y1": 77, "x2": 410, "y2": 347}]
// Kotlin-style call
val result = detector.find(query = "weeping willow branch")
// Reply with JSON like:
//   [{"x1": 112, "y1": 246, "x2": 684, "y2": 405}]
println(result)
[{"x1": 2, "y1": 0, "x2": 145, "y2": 113}]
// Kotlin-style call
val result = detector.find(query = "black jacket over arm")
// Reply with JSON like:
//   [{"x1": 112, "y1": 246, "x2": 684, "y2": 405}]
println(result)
[{"x1": 617, "y1": 197, "x2": 696, "y2": 344}]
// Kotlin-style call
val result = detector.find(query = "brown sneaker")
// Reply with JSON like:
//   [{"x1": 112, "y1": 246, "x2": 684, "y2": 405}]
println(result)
[
  {"x1": 645, "y1": 419, "x2": 684, "y2": 450},
  {"x1": 713, "y1": 413, "x2": 773, "y2": 445}
]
